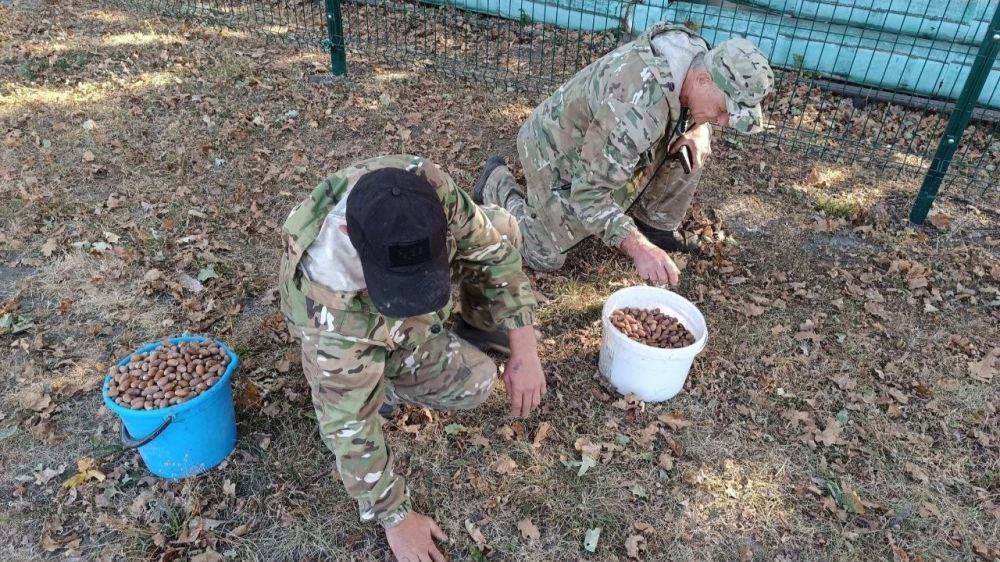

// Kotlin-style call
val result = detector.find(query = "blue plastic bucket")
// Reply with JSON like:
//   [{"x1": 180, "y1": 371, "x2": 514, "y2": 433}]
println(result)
[{"x1": 102, "y1": 335, "x2": 239, "y2": 479}]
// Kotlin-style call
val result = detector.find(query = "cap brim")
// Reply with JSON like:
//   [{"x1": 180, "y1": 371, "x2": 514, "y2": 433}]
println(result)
[
  {"x1": 727, "y1": 97, "x2": 764, "y2": 134},
  {"x1": 361, "y1": 253, "x2": 451, "y2": 318}
]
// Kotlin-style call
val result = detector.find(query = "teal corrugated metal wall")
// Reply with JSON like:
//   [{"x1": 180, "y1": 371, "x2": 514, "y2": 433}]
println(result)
[{"x1": 430, "y1": 0, "x2": 1000, "y2": 109}]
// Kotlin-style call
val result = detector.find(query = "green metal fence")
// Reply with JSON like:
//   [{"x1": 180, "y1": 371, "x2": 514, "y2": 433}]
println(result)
[{"x1": 106, "y1": 0, "x2": 999, "y2": 220}]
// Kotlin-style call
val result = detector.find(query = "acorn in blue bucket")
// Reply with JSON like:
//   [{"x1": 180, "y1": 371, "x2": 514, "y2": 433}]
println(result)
[{"x1": 103, "y1": 335, "x2": 239, "y2": 480}]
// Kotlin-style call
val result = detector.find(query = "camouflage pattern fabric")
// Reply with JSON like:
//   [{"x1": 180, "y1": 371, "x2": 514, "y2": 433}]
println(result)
[
  {"x1": 483, "y1": 24, "x2": 773, "y2": 270},
  {"x1": 278, "y1": 155, "x2": 536, "y2": 526},
  {"x1": 483, "y1": 23, "x2": 707, "y2": 270}
]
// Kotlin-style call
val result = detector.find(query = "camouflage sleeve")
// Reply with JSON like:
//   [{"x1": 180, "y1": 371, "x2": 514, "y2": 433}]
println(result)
[
  {"x1": 445, "y1": 177, "x2": 537, "y2": 330},
  {"x1": 570, "y1": 94, "x2": 669, "y2": 248},
  {"x1": 300, "y1": 329, "x2": 411, "y2": 527}
]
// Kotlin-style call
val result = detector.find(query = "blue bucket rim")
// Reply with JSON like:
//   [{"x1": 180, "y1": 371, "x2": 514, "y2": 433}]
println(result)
[{"x1": 102, "y1": 335, "x2": 240, "y2": 419}]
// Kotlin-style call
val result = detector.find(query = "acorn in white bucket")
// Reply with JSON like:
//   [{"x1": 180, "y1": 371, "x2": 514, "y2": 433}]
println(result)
[
  {"x1": 599, "y1": 286, "x2": 708, "y2": 402},
  {"x1": 609, "y1": 307, "x2": 695, "y2": 349}
]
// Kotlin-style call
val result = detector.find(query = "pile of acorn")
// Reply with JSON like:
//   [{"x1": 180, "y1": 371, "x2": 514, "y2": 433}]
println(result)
[
  {"x1": 610, "y1": 307, "x2": 696, "y2": 349},
  {"x1": 107, "y1": 340, "x2": 229, "y2": 410}
]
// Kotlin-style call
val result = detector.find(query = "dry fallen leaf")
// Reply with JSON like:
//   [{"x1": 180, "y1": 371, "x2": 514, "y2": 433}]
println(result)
[
  {"x1": 516, "y1": 518, "x2": 540, "y2": 542},
  {"x1": 657, "y1": 452, "x2": 675, "y2": 471},
  {"x1": 972, "y1": 540, "x2": 996, "y2": 560},
  {"x1": 904, "y1": 462, "x2": 929, "y2": 484},
  {"x1": 34, "y1": 465, "x2": 66, "y2": 485},
  {"x1": 815, "y1": 418, "x2": 844, "y2": 447},
  {"x1": 927, "y1": 212, "x2": 951, "y2": 229},
  {"x1": 510, "y1": 421, "x2": 526, "y2": 440},
  {"x1": 62, "y1": 457, "x2": 105, "y2": 488},
  {"x1": 841, "y1": 488, "x2": 866, "y2": 514},
  {"x1": 465, "y1": 519, "x2": 489, "y2": 551},
  {"x1": 190, "y1": 550, "x2": 222, "y2": 562},
  {"x1": 887, "y1": 387, "x2": 909, "y2": 405},
  {"x1": 235, "y1": 381, "x2": 263, "y2": 410},
  {"x1": 657, "y1": 413, "x2": 693, "y2": 431},
  {"x1": 177, "y1": 273, "x2": 205, "y2": 293},
  {"x1": 625, "y1": 534, "x2": 645, "y2": 559},
  {"x1": 532, "y1": 421, "x2": 552, "y2": 448},
  {"x1": 738, "y1": 301, "x2": 766, "y2": 317},
  {"x1": 19, "y1": 390, "x2": 52, "y2": 412},
  {"x1": 492, "y1": 455, "x2": 517, "y2": 475},
  {"x1": 40, "y1": 238, "x2": 57, "y2": 258},
  {"x1": 574, "y1": 436, "x2": 601, "y2": 457},
  {"x1": 864, "y1": 301, "x2": 889, "y2": 320},
  {"x1": 967, "y1": 349, "x2": 997, "y2": 383},
  {"x1": 918, "y1": 501, "x2": 941, "y2": 518},
  {"x1": 831, "y1": 374, "x2": 856, "y2": 391}
]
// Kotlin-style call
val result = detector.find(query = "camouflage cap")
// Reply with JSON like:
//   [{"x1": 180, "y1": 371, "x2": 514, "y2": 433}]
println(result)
[{"x1": 705, "y1": 38, "x2": 774, "y2": 134}]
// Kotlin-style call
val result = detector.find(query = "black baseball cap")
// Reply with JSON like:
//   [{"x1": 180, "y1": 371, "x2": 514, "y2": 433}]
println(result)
[{"x1": 345, "y1": 167, "x2": 450, "y2": 317}]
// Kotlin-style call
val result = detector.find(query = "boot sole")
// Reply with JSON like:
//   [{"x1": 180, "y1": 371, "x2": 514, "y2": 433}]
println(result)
[{"x1": 472, "y1": 157, "x2": 506, "y2": 204}]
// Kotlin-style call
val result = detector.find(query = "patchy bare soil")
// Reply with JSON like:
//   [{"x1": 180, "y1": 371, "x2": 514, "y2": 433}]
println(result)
[{"x1": 1, "y1": 1, "x2": 998, "y2": 561}]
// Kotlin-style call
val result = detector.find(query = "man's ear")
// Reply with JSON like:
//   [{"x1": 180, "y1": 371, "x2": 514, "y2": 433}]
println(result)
[
  {"x1": 698, "y1": 70, "x2": 713, "y2": 87},
  {"x1": 339, "y1": 224, "x2": 349, "y2": 235}
]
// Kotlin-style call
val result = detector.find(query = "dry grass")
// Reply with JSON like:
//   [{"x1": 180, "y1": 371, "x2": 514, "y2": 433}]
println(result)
[{"x1": 1, "y1": 1, "x2": 998, "y2": 561}]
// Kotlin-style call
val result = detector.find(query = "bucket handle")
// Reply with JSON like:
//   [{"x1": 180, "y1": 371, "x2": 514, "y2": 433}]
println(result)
[{"x1": 120, "y1": 415, "x2": 174, "y2": 449}]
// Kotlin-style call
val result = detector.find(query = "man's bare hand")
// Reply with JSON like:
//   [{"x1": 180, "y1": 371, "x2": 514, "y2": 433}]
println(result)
[
  {"x1": 620, "y1": 230, "x2": 680, "y2": 286},
  {"x1": 503, "y1": 325, "x2": 546, "y2": 418},
  {"x1": 384, "y1": 511, "x2": 449, "y2": 562},
  {"x1": 669, "y1": 122, "x2": 712, "y2": 173}
]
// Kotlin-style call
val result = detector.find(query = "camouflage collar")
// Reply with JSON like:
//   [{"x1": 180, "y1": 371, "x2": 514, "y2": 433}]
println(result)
[
  {"x1": 281, "y1": 174, "x2": 350, "y2": 271},
  {"x1": 634, "y1": 23, "x2": 709, "y2": 101}
]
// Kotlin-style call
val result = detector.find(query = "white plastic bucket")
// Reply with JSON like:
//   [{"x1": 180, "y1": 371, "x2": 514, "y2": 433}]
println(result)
[{"x1": 598, "y1": 286, "x2": 708, "y2": 402}]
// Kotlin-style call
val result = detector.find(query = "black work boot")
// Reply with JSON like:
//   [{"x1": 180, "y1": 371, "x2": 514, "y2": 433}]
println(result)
[
  {"x1": 472, "y1": 156, "x2": 507, "y2": 205},
  {"x1": 453, "y1": 317, "x2": 511, "y2": 355},
  {"x1": 378, "y1": 401, "x2": 398, "y2": 419},
  {"x1": 636, "y1": 221, "x2": 702, "y2": 255}
]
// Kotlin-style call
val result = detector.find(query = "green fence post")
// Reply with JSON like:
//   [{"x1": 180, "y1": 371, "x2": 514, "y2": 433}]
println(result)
[
  {"x1": 323, "y1": 0, "x2": 347, "y2": 77},
  {"x1": 909, "y1": 4, "x2": 1000, "y2": 225}
]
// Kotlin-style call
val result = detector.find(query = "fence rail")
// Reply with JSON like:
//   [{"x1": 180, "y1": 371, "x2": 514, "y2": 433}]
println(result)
[{"x1": 106, "y1": 0, "x2": 999, "y2": 218}]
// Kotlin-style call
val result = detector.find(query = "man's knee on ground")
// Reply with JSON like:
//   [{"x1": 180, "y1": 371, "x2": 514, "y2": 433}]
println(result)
[
  {"x1": 522, "y1": 247, "x2": 566, "y2": 273},
  {"x1": 448, "y1": 357, "x2": 498, "y2": 410}
]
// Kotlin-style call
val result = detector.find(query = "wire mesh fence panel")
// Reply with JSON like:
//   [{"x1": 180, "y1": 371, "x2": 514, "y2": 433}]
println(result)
[
  {"x1": 337, "y1": 0, "x2": 999, "y2": 197},
  {"x1": 105, "y1": 0, "x2": 328, "y2": 46},
  {"x1": 339, "y1": 0, "x2": 622, "y2": 92},
  {"x1": 658, "y1": 0, "x2": 1000, "y2": 196},
  {"x1": 102, "y1": 0, "x2": 999, "y2": 199}
]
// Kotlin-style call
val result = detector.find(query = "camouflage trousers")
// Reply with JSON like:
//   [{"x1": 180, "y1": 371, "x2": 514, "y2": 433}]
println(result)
[
  {"x1": 484, "y1": 123, "x2": 703, "y2": 271},
  {"x1": 296, "y1": 313, "x2": 498, "y2": 525}
]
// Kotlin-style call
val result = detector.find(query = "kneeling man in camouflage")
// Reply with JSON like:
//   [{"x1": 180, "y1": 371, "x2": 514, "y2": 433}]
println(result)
[
  {"x1": 279, "y1": 155, "x2": 545, "y2": 562},
  {"x1": 474, "y1": 23, "x2": 774, "y2": 285}
]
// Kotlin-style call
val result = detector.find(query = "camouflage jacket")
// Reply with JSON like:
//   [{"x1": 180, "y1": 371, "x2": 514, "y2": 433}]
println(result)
[
  {"x1": 278, "y1": 155, "x2": 537, "y2": 525},
  {"x1": 524, "y1": 22, "x2": 709, "y2": 248}
]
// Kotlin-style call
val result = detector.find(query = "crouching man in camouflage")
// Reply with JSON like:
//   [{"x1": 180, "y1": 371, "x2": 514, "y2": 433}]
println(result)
[
  {"x1": 279, "y1": 155, "x2": 545, "y2": 562},
  {"x1": 474, "y1": 23, "x2": 774, "y2": 284}
]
